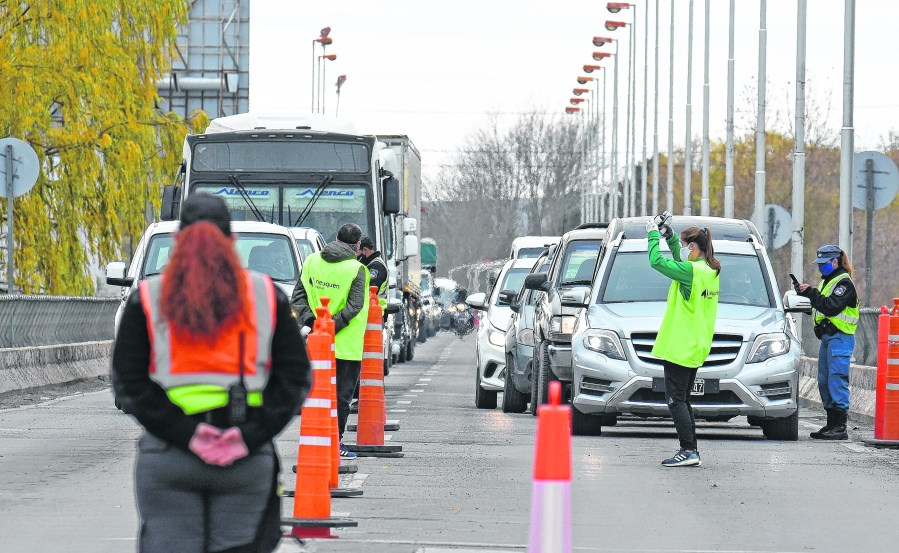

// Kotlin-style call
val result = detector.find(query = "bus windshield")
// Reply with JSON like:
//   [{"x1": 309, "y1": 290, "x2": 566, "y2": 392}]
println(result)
[
  {"x1": 194, "y1": 184, "x2": 279, "y2": 224},
  {"x1": 282, "y1": 184, "x2": 373, "y2": 242}
]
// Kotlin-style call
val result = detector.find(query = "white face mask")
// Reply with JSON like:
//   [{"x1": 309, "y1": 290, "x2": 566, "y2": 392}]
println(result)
[{"x1": 680, "y1": 246, "x2": 692, "y2": 261}]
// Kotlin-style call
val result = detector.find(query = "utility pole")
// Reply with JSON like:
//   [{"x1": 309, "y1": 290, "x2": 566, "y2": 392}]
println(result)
[
  {"x1": 754, "y1": 0, "x2": 767, "y2": 241},
  {"x1": 652, "y1": 0, "x2": 660, "y2": 216},
  {"x1": 666, "y1": 0, "x2": 675, "y2": 214},
  {"x1": 700, "y1": 0, "x2": 711, "y2": 216},
  {"x1": 839, "y1": 0, "x2": 856, "y2": 258},
  {"x1": 683, "y1": 0, "x2": 694, "y2": 215},
  {"x1": 724, "y1": 0, "x2": 736, "y2": 218},
  {"x1": 792, "y1": 0, "x2": 807, "y2": 334}
]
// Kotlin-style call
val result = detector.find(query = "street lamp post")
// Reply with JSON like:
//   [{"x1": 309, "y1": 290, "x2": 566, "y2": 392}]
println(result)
[
  {"x1": 754, "y1": 0, "x2": 767, "y2": 242},
  {"x1": 701, "y1": 0, "x2": 711, "y2": 216},
  {"x1": 652, "y1": 0, "x2": 660, "y2": 216},
  {"x1": 792, "y1": 0, "x2": 807, "y2": 337},
  {"x1": 839, "y1": 0, "x2": 855, "y2": 257},
  {"x1": 725, "y1": 0, "x2": 736, "y2": 218},
  {"x1": 335, "y1": 74, "x2": 347, "y2": 116},
  {"x1": 605, "y1": 19, "x2": 630, "y2": 216},
  {"x1": 590, "y1": 40, "x2": 617, "y2": 218},
  {"x1": 311, "y1": 27, "x2": 332, "y2": 113},
  {"x1": 667, "y1": 0, "x2": 675, "y2": 214},
  {"x1": 684, "y1": 0, "x2": 694, "y2": 216},
  {"x1": 319, "y1": 53, "x2": 337, "y2": 115},
  {"x1": 608, "y1": 3, "x2": 638, "y2": 217}
]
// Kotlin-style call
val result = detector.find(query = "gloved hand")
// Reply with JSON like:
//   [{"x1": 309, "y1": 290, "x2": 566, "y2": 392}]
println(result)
[
  {"x1": 300, "y1": 325, "x2": 312, "y2": 337},
  {"x1": 188, "y1": 423, "x2": 223, "y2": 460},
  {"x1": 659, "y1": 221, "x2": 674, "y2": 240},
  {"x1": 202, "y1": 427, "x2": 249, "y2": 467},
  {"x1": 645, "y1": 218, "x2": 657, "y2": 235}
]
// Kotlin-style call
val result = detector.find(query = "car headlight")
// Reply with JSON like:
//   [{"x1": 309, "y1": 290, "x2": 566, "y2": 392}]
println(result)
[
  {"x1": 747, "y1": 332, "x2": 790, "y2": 364},
  {"x1": 550, "y1": 315, "x2": 576, "y2": 336},
  {"x1": 456, "y1": 303, "x2": 466, "y2": 312},
  {"x1": 488, "y1": 327, "x2": 505, "y2": 347},
  {"x1": 517, "y1": 328, "x2": 535, "y2": 346},
  {"x1": 583, "y1": 329, "x2": 626, "y2": 361}
]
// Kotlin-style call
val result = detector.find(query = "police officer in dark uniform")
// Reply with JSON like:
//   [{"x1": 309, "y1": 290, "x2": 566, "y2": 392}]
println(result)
[
  {"x1": 357, "y1": 236, "x2": 388, "y2": 306},
  {"x1": 795, "y1": 244, "x2": 859, "y2": 441}
]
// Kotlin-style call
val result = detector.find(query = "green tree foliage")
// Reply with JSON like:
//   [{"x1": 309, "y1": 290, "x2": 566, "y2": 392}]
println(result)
[{"x1": 0, "y1": 1, "x2": 203, "y2": 294}]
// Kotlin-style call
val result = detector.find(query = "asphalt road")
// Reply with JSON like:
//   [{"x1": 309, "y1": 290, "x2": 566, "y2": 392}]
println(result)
[{"x1": 1, "y1": 332, "x2": 898, "y2": 553}]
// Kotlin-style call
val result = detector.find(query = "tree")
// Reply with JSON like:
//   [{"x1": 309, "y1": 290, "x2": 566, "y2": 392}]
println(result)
[
  {"x1": 422, "y1": 111, "x2": 592, "y2": 278},
  {"x1": 0, "y1": 1, "x2": 202, "y2": 294}
]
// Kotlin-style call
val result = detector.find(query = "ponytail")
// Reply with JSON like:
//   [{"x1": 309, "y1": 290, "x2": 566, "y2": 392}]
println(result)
[
  {"x1": 839, "y1": 250, "x2": 854, "y2": 279},
  {"x1": 161, "y1": 221, "x2": 247, "y2": 338},
  {"x1": 681, "y1": 226, "x2": 721, "y2": 275}
]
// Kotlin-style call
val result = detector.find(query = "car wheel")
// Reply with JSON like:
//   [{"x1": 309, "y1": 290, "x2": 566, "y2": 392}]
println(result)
[
  {"x1": 572, "y1": 405, "x2": 603, "y2": 436},
  {"x1": 428, "y1": 322, "x2": 437, "y2": 337},
  {"x1": 599, "y1": 414, "x2": 618, "y2": 427},
  {"x1": 746, "y1": 416, "x2": 763, "y2": 427},
  {"x1": 397, "y1": 339, "x2": 407, "y2": 363},
  {"x1": 417, "y1": 323, "x2": 428, "y2": 343},
  {"x1": 762, "y1": 410, "x2": 799, "y2": 441},
  {"x1": 383, "y1": 351, "x2": 391, "y2": 376},
  {"x1": 475, "y1": 367, "x2": 497, "y2": 409},
  {"x1": 529, "y1": 360, "x2": 539, "y2": 417},
  {"x1": 536, "y1": 341, "x2": 552, "y2": 407},
  {"x1": 502, "y1": 358, "x2": 529, "y2": 413}
]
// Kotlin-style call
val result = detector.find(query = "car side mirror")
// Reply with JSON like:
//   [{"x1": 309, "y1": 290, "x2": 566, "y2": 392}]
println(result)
[
  {"x1": 523, "y1": 272, "x2": 548, "y2": 291},
  {"x1": 560, "y1": 287, "x2": 590, "y2": 308},
  {"x1": 783, "y1": 290, "x2": 812, "y2": 314},
  {"x1": 106, "y1": 261, "x2": 134, "y2": 288},
  {"x1": 497, "y1": 289, "x2": 516, "y2": 307},
  {"x1": 466, "y1": 292, "x2": 487, "y2": 310},
  {"x1": 384, "y1": 303, "x2": 401, "y2": 315}
]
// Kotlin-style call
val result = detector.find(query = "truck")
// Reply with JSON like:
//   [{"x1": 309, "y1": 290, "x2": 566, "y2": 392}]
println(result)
[
  {"x1": 377, "y1": 135, "x2": 425, "y2": 359},
  {"x1": 420, "y1": 238, "x2": 437, "y2": 272},
  {"x1": 158, "y1": 113, "x2": 417, "y2": 368}
]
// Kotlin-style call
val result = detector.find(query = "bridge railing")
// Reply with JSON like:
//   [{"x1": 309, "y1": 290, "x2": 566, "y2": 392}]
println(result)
[
  {"x1": 799, "y1": 308, "x2": 879, "y2": 367},
  {"x1": 0, "y1": 296, "x2": 119, "y2": 348}
]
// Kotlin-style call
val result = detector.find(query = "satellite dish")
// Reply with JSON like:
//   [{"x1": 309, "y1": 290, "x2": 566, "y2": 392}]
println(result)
[
  {"x1": 750, "y1": 203, "x2": 791, "y2": 250},
  {"x1": 0, "y1": 138, "x2": 39, "y2": 198},
  {"x1": 852, "y1": 151, "x2": 899, "y2": 210}
]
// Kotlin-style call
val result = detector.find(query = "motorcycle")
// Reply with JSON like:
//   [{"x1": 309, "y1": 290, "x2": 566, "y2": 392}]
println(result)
[{"x1": 450, "y1": 303, "x2": 475, "y2": 338}]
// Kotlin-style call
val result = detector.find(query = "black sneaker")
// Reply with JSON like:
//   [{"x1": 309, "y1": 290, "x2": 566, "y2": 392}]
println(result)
[{"x1": 662, "y1": 449, "x2": 701, "y2": 467}]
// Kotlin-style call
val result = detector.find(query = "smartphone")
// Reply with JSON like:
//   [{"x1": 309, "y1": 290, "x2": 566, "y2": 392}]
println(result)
[{"x1": 789, "y1": 273, "x2": 800, "y2": 288}]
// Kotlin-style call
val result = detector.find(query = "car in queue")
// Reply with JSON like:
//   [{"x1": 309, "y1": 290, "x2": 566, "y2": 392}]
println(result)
[
  {"x1": 106, "y1": 220, "x2": 303, "y2": 333},
  {"x1": 510, "y1": 235, "x2": 559, "y2": 260},
  {"x1": 288, "y1": 226, "x2": 325, "y2": 262},
  {"x1": 466, "y1": 257, "x2": 538, "y2": 409},
  {"x1": 566, "y1": 216, "x2": 807, "y2": 439},
  {"x1": 502, "y1": 247, "x2": 555, "y2": 414}
]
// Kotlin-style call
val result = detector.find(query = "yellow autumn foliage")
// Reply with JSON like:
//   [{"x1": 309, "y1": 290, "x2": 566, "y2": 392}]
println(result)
[{"x1": 0, "y1": 0, "x2": 205, "y2": 294}]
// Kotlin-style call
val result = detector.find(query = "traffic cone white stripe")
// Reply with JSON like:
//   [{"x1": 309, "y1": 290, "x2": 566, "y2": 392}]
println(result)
[
  {"x1": 303, "y1": 398, "x2": 331, "y2": 409},
  {"x1": 299, "y1": 436, "x2": 332, "y2": 447},
  {"x1": 311, "y1": 360, "x2": 330, "y2": 371},
  {"x1": 360, "y1": 379, "x2": 383, "y2": 387},
  {"x1": 528, "y1": 481, "x2": 572, "y2": 553}
]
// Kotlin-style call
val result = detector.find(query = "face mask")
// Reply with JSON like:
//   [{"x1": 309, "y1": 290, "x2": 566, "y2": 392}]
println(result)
[
  {"x1": 680, "y1": 246, "x2": 692, "y2": 261},
  {"x1": 819, "y1": 260, "x2": 836, "y2": 277}
]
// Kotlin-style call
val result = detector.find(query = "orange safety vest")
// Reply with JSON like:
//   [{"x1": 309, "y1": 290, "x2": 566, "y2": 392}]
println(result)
[{"x1": 139, "y1": 271, "x2": 277, "y2": 413}]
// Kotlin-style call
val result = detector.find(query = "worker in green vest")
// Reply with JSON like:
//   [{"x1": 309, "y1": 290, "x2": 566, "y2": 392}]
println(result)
[
  {"x1": 795, "y1": 244, "x2": 858, "y2": 441},
  {"x1": 291, "y1": 223, "x2": 370, "y2": 459},
  {"x1": 647, "y1": 219, "x2": 721, "y2": 468}
]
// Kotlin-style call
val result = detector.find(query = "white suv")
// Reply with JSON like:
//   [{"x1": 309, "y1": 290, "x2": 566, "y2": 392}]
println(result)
[{"x1": 566, "y1": 217, "x2": 809, "y2": 440}]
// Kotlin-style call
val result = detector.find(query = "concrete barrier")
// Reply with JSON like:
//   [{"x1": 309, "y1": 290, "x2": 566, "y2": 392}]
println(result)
[
  {"x1": 0, "y1": 341, "x2": 111, "y2": 396},
  {"x1": 798, "y1": 356, "x2": 875, "y2": 425}
]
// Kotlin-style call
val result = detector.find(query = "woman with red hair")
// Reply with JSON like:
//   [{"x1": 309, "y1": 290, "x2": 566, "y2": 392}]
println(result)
[{"x1": 112, "y1": 193, "x2": 310, "y2": 553}]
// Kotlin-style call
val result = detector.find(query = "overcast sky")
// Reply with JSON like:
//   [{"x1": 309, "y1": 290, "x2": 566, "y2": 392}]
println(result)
[{"x1": 249, "y1": 0, "x2": 898, "y2": 185}]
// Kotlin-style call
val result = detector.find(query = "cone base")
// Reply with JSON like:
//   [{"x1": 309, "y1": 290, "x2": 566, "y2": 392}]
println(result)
[
  {"x1": 344, "y1": 444, "x2": 402, "y2": 453},
  {"x1": 347, "y1": 420, "x2": 401, "y2": 432},
  {"x1": 283, "y1": 517, "x2": 358, "y2": 530},
  {"x1": 293, "y1": 464, "x2": 358, "y2": 474},
  {"x1": 862, "y1": 438, "x2": 899, "y2": 449},
  {"x1": 282, "y1": 488, "x2": 364, "y2": 499}
]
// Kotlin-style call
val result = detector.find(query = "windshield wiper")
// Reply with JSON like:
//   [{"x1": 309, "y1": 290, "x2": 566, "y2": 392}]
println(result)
[
  {"x1": 294, "y1": 175, "x2": 334, "y2": 227},
  {"x1": 228, "y1": 174, "x2": 265, "y2": 222},
  {"x1": 562, "y1": 279, "x2": 594, "y2": 286}
]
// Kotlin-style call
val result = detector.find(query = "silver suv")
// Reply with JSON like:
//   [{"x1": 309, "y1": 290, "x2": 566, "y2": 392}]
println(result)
[{"x1": 567, "y1": 217, "x2": 808, "y2": 440}]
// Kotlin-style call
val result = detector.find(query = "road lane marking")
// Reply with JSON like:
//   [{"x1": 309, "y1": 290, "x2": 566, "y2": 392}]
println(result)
[
  {"x1": 403, "y1": 394, "x2": 418, "y2": 397},
  {"x1": 418, "y1": 378, "x2": 432, "y2": 381},
  {"x1": 411, "y1": 389, "x2": 425, "y2": 392},
  {"x1": 388, "y1": 409, "x2": 407, "y2": 413},
  {"x1": 843, "y1": 442, "x2": 872, "y2": 453},
  {"x1": 396, "y1": 400, "x2": 412, "y2": 404}
]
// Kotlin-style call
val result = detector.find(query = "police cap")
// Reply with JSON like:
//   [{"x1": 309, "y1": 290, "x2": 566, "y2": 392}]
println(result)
[
  {"x1": 360, "y1": 236, "x2": 375, "y2": 250},
  {"x1": 814, "y1": 244, "x2": 841, "y2": 264}
]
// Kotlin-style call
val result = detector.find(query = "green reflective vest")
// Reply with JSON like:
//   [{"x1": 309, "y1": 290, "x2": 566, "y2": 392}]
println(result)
[
  {"x1": 652, "y1": 260, "x2": 720, "y2": 368},
  {"x1": 813, "y1": 273, "x2": 859, "y2": 335},
  {"x1": 301, "y1": 253, "x2": 371, "y2": 360}
]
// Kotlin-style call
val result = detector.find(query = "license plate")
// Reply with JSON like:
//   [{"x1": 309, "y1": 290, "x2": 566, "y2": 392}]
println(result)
[{"x1": 691, "y1": 379, "x2": 705, "y2": 396}]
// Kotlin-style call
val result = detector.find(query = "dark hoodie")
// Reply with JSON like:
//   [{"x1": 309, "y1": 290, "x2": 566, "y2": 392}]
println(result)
[{"x1": 290, "y1": 241, "x2": 368, "y2": 333}]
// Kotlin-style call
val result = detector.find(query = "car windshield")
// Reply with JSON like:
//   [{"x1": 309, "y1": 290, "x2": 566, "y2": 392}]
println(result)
[
  {"x1": 494, "y1": 268, "x2": 530, "y2": 305},
  {"x1": 599, "y1": 251, "x2": 771, "y2": 307},
  {"x1": 143, "y1": 232, "x2": 299, "y2": 283},
  {"x1": 294, "y1": 238, "x2": 316, "y2": 262},
  {"x1": 558, "y1": 240, "x2": 601, "y2": 285},
  {"x1": 516, "y1": 247, "x2": 545, "y2": 259}
]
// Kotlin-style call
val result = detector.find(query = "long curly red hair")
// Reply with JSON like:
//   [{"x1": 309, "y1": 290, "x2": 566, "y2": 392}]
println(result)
[{"x1": 160, "y1": 221, "x2": 247, "y2": 337}]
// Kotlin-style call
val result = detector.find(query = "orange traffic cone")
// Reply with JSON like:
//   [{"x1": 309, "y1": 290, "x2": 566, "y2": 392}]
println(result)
[
  {"x1": 282, "y1": 320, "x2": 357, "y2": 538},
  {"x1": 345, "y1": 287, "x2": 404, "y2": 458},
  {"x1": 527, "y1": 380, "x2": 572, "y2": 553},
  {"x1": 318, "y1": 299, "x2": 342, "y2": 489},
  {"x1": 866, "y1": 299, "x2": 899, "y2": 447}
]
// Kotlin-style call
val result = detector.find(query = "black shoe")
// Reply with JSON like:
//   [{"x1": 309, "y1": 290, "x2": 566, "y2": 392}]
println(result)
[
  {"x1": 818, "y1": 411, "x2": 849, "y2": 440},
  {"x1": 810, "y1": 409, "x2": 835, "y2": 439},
  {"x1": 661, "y1": 449, "x2": 701, "y2": 467}
]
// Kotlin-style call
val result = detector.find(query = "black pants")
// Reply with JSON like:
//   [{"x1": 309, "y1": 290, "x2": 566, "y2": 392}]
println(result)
[
  {"x1": 663, "y1": 361, "x2": 700, "y2": 451},
  {"x1": 336, "y1": 358, "x2": 362, "y2": 441}
]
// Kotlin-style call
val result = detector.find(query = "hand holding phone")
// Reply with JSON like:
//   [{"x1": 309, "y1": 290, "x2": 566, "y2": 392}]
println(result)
[{"x1": 789, "y1": 273, "x2": 800, "y2": 291}]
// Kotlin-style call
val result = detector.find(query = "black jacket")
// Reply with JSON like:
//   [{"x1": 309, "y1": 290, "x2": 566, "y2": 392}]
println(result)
[
  {"x1": 798, "y1": 268, "x2": 858, "y2": 336},
  {"x1": 111, "y1": 285, "x2": 311, "y2": 453},
  {"x1": 358, "y1": 250, "x2": 388, "y2": 292},
  {"x1": 291, "y1": 241, "x2": 368, "y2": 333}
]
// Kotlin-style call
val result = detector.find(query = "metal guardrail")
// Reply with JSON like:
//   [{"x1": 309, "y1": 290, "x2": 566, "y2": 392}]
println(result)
[
  {"x1": 800, "y1": 308, "x2": 879, "y2": 367},
  {"x1": 0, "y1": 296, "x2": 119, "y2": 348}
]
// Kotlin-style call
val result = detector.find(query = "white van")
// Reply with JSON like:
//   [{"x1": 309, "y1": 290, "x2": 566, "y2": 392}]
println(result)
[{"x1": 509, "y1": 236, "x2": 559, "y2": 260}]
